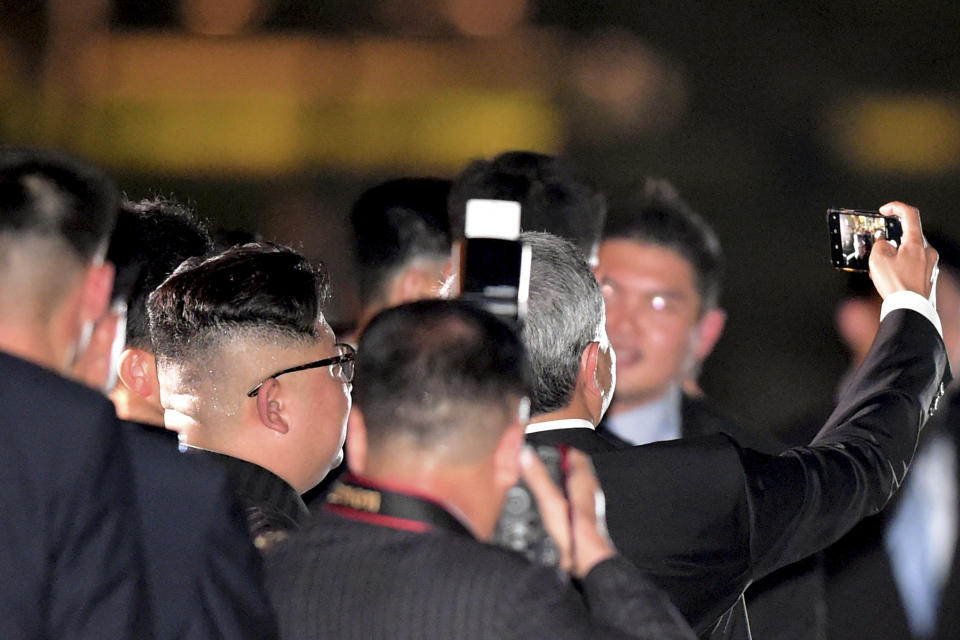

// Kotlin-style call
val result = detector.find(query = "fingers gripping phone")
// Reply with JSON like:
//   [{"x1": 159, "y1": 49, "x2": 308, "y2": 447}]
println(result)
[
  {"x1": 828, "y1": 208, "x2": 903, "y2": 273},
  {"x1": 493, "y1": 445, "x2": 569, "y2": 568}
]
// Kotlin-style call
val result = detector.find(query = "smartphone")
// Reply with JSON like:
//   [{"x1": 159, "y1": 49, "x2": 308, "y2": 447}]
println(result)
[
  {"x1": 827, "y1": 208, "x2": 902, "y2": 272},
  {"x1": 492, "y1": 444, "x2": 569, "y2": 568},
  {"x1": 459, "y1": 199, "x2": 531, "y2": 324}
]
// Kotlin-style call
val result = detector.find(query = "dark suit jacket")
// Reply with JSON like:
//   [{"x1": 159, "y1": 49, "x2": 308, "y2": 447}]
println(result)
[
  {"x1": 0, "y1": 351, "x2": 150, "y2": 638},
  {"x1": 266, "y1": 503, "x2": 697, "y2": 639},
  {"x1": 824, "y1": 392, "x2": 960, "y2": 640},
  {"x1": 123, "y1": 421, "x2": 278, "y2": 639},
  {"x1": 528, "y1": 308, "x2": 948, "y2": 639},
  {"x1": 599, "y1": 394, "x2": 826, "y2": 640},
  {"x1": 187, "y1": 448, "x2": 310, "y2": 552}
]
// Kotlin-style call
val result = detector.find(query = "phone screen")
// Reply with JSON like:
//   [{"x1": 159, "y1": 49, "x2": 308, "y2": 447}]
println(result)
[{"x1": 828, "y1": 208, "x2": 902, "y2": 272}]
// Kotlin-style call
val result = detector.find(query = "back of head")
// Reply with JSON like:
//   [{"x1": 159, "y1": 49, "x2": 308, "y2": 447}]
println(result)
[
  {"x1": 449, "y1": 151, "x2": 606, "y2": 262},
  {"x1": 350, "y1": 178, "x2": 452, "y2": 308},
  {"x1": 604, "y1": 178, "x2": 723, "y2": 311},
  {"x1": 0, "y1": 146, "x2": 118, "y2": 264},
  {"x1": 148, "y1": 242, "x2": 329, "y2": 384},
  {"x1": 519, "y1": 231, "x2": 606, "y2": 416},
  {"x1": 107, "y1": 197, "x2": 213, "y2": 351},
  {"x1": 0, "y1": 148, "x2": 118, "y2": 366},
  {"x1": 354, "y1": 299, "x2": 530, "y2": 462}
]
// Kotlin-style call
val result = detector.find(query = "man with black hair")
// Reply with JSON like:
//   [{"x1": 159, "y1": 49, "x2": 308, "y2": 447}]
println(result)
[
  {"x1": 449, "y1": 150, "x2": 606, "y2": 264},
  {"x1": 348, "y1": 177, "x2": 452, "y2": 339},
  {"x1": 109, "y1": 197, "x2": 214, "y2": 425},
  {"x1": 266, "y1": 299, "x2": 696, "y2": 640},
  {"x1": 599, "y1": 178, "x2": 728, "y2": 418},
  {"x1": 598, "y1": 179, "x2": 822, "y2": 638},
  {"x1": 0, "y1": 147, "x2": 149, "y2": 637},
  {"x1": 148, "y1": 242, "x2": 351, "y2": 550},
  {"x1": 74, "y1": 199, "x2": 278, "y2": 639},
  {"x1": 517, "y1": 201, "x2": 946, "y2": 639}
]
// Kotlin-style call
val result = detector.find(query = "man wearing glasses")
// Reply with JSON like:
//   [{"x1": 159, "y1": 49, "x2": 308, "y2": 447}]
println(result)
[{"x1": 148, "y1": 242, "x2": 353, "y2": 551}]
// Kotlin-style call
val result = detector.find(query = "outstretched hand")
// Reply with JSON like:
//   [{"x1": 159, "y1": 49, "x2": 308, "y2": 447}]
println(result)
[{"x1": 870, "y1": 202, "x2": 939, "y2": 300}]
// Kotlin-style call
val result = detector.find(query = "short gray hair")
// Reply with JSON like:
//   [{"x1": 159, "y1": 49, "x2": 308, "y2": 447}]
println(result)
[{"x1": 521, "y1": 232, "x2": 605, "y2": 415}]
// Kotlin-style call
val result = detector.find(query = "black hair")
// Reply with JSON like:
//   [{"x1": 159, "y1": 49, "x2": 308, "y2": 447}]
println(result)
[
  {"x1": 0, "y1": 146, "x2": 118, "y2": 261},
  {"x1": 354, "y1": 299, "x2": 530, "y2": 452},
  {"x1": 350, "y1": 177, "x2": 452, "y2": 307},
  {"x1": 147, "y1": 242, "x2": 329, "y2": 362},
  {"x1": 449, "y1": 151, "x2": 606, "y2": 261},
  {"x1": 106, "y1": 196, "x2": 213, "y2": 349},
  {"x1": 604, "y1": 178, "x2": 724, "y2": 311}
]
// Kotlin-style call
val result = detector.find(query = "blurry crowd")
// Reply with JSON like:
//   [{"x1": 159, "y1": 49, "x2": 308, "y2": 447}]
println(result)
[{"x1": 0, "y1": 146, "x2": 954, "y2": 640}]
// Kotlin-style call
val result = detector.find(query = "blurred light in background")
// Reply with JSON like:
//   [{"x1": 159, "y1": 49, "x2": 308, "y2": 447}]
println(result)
[
  {"x1": 568, "y1": 29, "x2": 687, "y2": 136},
  {"x1": 25, "y1": 33, "x2": 562, "y2": 174},
  {"x1": 444, "y1": 0, "x2": 529, "y2": 37},
  {"x1": 376, "y1": 0, "x2": 529, "y2": 37},
  {"x1": 180, "y1": 0, "x2": 272, "y2": 36},
  {"x1": 826, "y1": 95, "x2": 960, "y2": 175}
]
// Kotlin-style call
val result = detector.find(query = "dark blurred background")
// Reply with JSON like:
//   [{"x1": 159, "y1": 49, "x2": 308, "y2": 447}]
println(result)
[{"x1": 2, "y1": 0, "x2": 959, "y2": 436}]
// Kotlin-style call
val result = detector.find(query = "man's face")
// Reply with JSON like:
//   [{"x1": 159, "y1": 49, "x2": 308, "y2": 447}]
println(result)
[
  {"x1": 281, "y1": 321, "x2": 352, "y2": 490},
  {"x1": 598, "y1": 239, "x2": 703, "y2": 408}
]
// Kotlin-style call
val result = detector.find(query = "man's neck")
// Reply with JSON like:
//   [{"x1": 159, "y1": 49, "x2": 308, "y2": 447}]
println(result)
[
  {"x1": 604, "y1": 385, "x2": 683, "y2": 446},
  {"x1": 529, "y1": 404, "x2": 597, "y2": 427},
  {"x1": 110, "y1": 388, "x2": 164, "y2": 427},
  {"x1": 358, "y1": 460, "x2": 495, "y2": 540},
  {"x1": 0, "y1": 325, "x2": 63, "y2": 374},
  {"x1": 607, "y1": 385, "x2": 677, "y2": 417}
]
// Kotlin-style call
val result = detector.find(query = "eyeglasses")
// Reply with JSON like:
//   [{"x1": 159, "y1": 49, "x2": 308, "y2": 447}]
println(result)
[{"x1": 246, "y1": 343, "x2": 356, "y2": 397}]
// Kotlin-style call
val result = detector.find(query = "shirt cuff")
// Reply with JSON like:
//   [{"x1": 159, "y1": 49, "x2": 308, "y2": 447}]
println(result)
[{"x1": 880, "y1": 290, "x2": 943, "y2": 338}]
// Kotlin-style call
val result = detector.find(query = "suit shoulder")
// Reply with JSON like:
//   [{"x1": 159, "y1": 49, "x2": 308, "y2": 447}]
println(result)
[
  {"x1": 0, "y1": 351, "x2": 115, "y2": 420},
  {"x1": 122, "y1": 420, "x2": 232, "y2": 498},
  {"x1": 683, "y1": 394, "x2": 785, "y2": 454}
]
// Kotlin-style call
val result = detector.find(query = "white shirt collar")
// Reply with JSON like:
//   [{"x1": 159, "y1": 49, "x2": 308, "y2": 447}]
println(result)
[
  {"x1": 525, "y1": 418, "x2": 596, "y2": 434},
  {"x1": 605, "y1": 384, "x2": 683, "y2": 446}
]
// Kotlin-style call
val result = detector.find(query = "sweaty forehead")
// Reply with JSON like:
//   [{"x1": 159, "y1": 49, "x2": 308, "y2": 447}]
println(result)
[{"x1": 599, "y1": 240, "x2": 698, "y2": 294}]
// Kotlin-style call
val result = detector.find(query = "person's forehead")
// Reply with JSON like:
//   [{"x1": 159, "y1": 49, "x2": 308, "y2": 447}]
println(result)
[{"x1": 599, "y1": 239, "x2": 697, "y2": 292}]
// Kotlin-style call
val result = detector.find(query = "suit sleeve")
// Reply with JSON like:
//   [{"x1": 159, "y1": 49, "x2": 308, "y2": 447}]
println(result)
[
  {"x1": 47, "y1": 402, "x2": 152, "y2": 639},
  {"x1": 191, "y1": 475, "x2": 279, "y2": 639},
  {"x1": 745, "y1": 308, "x2": 950, "y2": 579},
  {"x1": 498, "y1": 555, "x2": 696, "y2": 640}
]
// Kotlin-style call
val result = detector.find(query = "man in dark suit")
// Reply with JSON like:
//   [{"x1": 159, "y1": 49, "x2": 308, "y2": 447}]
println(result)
[
  {"x1": 148, "y1": 243, "x2": 351, "y2": 549},
  {"x1": 266, "y1": 299, "x2": 697, "y2": 640},
  {"x1": 517, "y1": 200, "x2": 946, "y2": 639},
  {"x1": 78, "y1": 198, "x2": 277, "y2": 639},
  {"x1": 821, "y1": 230, "x2": 960, "y2": 640},
  {"x1": 597, "y1": 178, "x2": 822, "y2": 639},
  {"x1": 0, "y1": 147, "x2": 150, "y2": 637}
]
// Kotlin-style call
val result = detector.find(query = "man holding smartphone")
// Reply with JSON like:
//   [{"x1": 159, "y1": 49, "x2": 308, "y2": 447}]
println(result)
[{"x1": 517, "y1": 201, "x2": 946, "y2": 639}]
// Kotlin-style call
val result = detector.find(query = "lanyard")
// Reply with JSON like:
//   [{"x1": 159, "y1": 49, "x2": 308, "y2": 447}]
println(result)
[{"x1": 325, "y1": 473, "x2": 473, "y2": 538}]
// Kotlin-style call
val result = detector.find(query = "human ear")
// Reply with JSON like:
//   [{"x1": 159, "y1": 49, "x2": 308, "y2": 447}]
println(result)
[
  {"x1": 693, "y1": 308, "x2": 726, "y2": 362},
  {"x1": 492, "y1": 421, "x2": 525, "y2": 491},
  {"x1": 255, "y1": 378, "x2": 289, "y2": 434},
  {"x1": 345, "y1": 409, "x2": 368, "y2": 473},
  {"x1": 117, "y1": 348, "x2": 155, "y2": 398},
  {"x1": 79, "y1": 262, "x2": 115, "y2": 326},
  {"x1": 580, "y1": 341, "x2": 602, "y2": 395}
]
